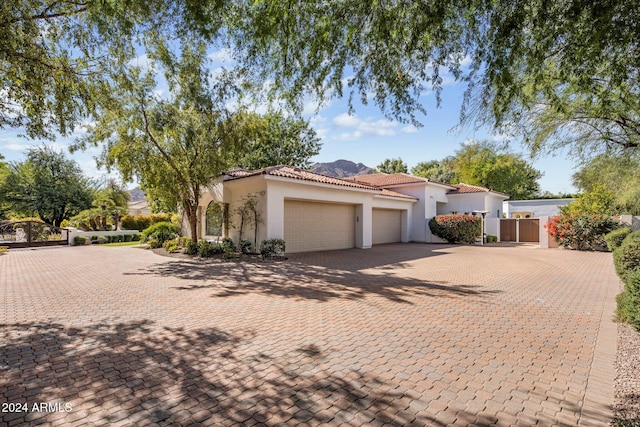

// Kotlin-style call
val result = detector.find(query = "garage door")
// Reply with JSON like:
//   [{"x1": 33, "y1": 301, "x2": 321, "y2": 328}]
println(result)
[
  {"x1": 372, "y1": 209, "x2": 402, "y2": 244},
  {"x1": 284, "y1": 200, "x2": 355, "y2": 253}
]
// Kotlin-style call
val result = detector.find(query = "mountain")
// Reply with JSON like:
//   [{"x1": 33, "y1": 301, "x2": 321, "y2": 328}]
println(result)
[
  {"x1": 128, "y1": 187, "x2": 146, "y2": 202},
  {"x1": 310, "y1": 159, "x2": 374, "y2": 178}
]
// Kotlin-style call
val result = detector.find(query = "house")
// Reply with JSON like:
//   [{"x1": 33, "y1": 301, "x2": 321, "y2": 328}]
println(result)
[
  {"x1": 127, "y1": 200, "x2": 152, "y2": 216},
  {"x1": 502, "y1": 198, "x2": 575, "y2": 219},
  {"x1": 195, "y1": 166, "x2": 509, "y2": 253}
]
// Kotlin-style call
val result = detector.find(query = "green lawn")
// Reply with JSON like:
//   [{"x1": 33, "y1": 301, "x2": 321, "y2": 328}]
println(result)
[{"x1": 103, "y1": 241, "x2": 144, "y2": 247}]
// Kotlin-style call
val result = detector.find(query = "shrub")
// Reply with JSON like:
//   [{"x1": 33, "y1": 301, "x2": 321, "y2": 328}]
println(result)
[
  {"x1": 163, "y1": 238, "x2": 180, "y2": 253},
  {"x1": 184, "y1": 241, "x2": 199, "y2": 256},
  {"x1": 131, "y1": 233, "x2": 141, "y2": 242},
  {"x1": 616, "y1": 270, "x2": 640, "y2": 330},
  {"x1": 546, "y1": 214, "x2": 622, "y2": 251},
  {"x1": 123, "y1": 234, "x2": 133, "y2": 242},
  {"x1": 197, "y1": 240, "x2": 220, "y2": 257},
  {"x1": 605, "y1": 227, "x2": 632, "y2": 252},
  {"x1": 0, "y1": 246, "x2": 8, "y2": 255},
  {"x1": 141, "y1": 222, "x2": 179, "y2": 248},
  {"x1": 120, "y1": 213, "x2": 173, "y2": 231},
  {"x1": 613, "y1": 231, "x2": 640, "y2": 282},
  {"x1": 239, "y1": 239, "x2": 252, "y2": 254},
  {"x1": 178, "y1": 236, "x2": 192, "y2": 247},
  {"x1": 73, "y1": 236, "x2": 87, "y2": 245},
  {"x1": 486, "y1": 235, "x2": 498, "y2": 243},
  {"x1": 429, "y1": 214, "x2": 481, "y2": 244},
  {"x1": 260, "y1": 239, "x2": 286, "y2": 258},
  {"x1": 91, "y1": 235, "x2": 99, "y2": 242},
  {"x1": 96, "y1": 236, "x2": 108, "y2": 244}
]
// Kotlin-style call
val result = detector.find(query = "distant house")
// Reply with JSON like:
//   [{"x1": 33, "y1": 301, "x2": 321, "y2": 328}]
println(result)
[
  {"x1": 127, "y1": 200, "x2": 151, "y2": 216},
  {"x1": 502, "y1": 198, "x2": 575, "y2": 219},
  {"x1": 195, "y1": 166, "x2": 509, "y2": 253}
]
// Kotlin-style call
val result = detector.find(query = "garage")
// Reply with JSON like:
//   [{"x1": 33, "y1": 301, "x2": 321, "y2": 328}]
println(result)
[
  {"x1": 372, "y1": 208, "x2": 402, "y2": 244},
  {"x1": 284, "y1": 200, "x2": 356, "y2": 253}
]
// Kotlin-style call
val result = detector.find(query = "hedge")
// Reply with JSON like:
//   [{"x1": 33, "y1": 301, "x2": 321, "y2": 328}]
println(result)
[
  {"x1": 613, "y1": 231, "x2": 640, "y2": 330},
  {"x1": 120, "y1": 214, "x2": 173, "y2": 231},
  {"x1": 429, "y1": 214, "x2": 481, "y2": 244},
  {"x1": 140, "y1": 222, "x2": 179, "y2": 248},
  {"x1": 605, "y1": 227, "x2": 632, "y2": 252}
]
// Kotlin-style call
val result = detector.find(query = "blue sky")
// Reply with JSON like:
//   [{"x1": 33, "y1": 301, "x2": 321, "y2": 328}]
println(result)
[{"x1": 0, "y1": 48, "x2": 577, "y2": 194}]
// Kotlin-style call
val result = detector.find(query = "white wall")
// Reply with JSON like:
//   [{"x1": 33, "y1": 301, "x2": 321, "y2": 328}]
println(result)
[{"x1": 503, "y1": 199, "x2": 574, "y2": 218}]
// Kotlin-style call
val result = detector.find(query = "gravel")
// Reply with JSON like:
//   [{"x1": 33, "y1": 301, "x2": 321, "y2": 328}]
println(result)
[{"x1": 613, "y1": 323, "x2": 640, "y2": 426}]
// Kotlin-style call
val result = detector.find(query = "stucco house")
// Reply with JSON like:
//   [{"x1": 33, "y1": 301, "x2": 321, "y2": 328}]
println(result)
[
  {"x1": 502, "y1": 198, "x2": 575, "y2": 218},
  {"x1": 195, "y1": 166, "x2": 509, "y2": 253}
]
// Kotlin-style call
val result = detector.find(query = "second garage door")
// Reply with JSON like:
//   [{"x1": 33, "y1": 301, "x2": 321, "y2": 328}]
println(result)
[
  {"x1": 284, "y1": 200, "x2": 355, "y2": 253},
  {"x1": 372, "y1": 208, "x2": 402, "y2": 244}
]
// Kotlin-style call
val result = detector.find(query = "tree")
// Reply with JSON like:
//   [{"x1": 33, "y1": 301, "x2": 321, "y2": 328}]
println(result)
[
  {"x1": 411, "y1": 158, "x2": 457, "y2": 183},
  {"x1": 0, "y1": 0, "x2": 228, "y2": 139},
  {"x1": 225, "y1": 1, "x2": 640, "y2": 157},
  {"x1": 451, "y1": 142, "x2": 541, "y2": 200},
  {"x1": 559, "y1": 184, "x2": 616, "y2": 216},
  {"x1": 235, "y1": 111, "x2": 321, "y2": 170},
  {"x1": 571, "y1": 154, "x2": 640, "y2": 215},
  {"x1": 77, "y1": 41, "x2": 253, "y2": 242},
  {"x1": 376, "y1": 158, "x2": 408, "y2": 174},
  {"x1": 0, "y1": 147, "x2": 94, "y2": 226}
]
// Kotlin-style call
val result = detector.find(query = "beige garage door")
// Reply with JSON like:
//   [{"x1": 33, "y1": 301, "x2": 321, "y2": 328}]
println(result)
[
  {"x1": 372, "y1": 208, "x2": 402, "y2": 244},
  {"x1": 284, "y1": 200, "x2": 355, "y2": 253}
]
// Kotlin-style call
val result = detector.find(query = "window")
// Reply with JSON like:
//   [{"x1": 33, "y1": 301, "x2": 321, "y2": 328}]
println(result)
[{"x1": 205, "y1": 202, "x2": 226, "y2": 236}]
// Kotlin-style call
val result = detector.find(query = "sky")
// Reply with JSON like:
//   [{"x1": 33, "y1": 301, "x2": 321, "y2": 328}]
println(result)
[{"x1": 0, "y1": 48, "x2": 578, "y2": 195}]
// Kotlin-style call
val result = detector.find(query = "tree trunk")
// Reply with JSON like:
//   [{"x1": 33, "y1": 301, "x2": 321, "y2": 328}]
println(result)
[{"x1": 184, "y1": 202, "x2": 198, "y2": 243}]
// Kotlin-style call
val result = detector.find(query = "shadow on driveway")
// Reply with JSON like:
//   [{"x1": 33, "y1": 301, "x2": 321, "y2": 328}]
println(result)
[
  {"x1": 124, "y1": 244, "x2": 502, "y2": 304},
  {"x1": 1, "y1": 320, "x2": 507, "y2": 426}
]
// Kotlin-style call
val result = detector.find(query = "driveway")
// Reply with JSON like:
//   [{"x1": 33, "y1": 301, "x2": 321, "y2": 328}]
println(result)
[{"x1": 0, "y1": 243, "x2": 618, "y2": 426}]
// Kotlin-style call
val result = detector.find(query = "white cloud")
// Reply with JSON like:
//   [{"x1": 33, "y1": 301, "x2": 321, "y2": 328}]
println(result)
[
  {"x1": 401, "y1": 125, "x2": 419, "y2": 134},
  {"x1": 208, "y1": 48, "x2": 234, "y2": 64},
  {"x1": 331, "y1": 113, "x2": 398, "y2": 140}
]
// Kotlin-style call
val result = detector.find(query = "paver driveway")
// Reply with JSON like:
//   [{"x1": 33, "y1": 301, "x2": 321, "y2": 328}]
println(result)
[{"x1": 0, "y1": 243, "x2": 619, "y2": 426}]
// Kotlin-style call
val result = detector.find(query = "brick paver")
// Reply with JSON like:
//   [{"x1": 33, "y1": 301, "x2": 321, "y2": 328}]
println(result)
[{"x1": 0, "y1": 243, "x2": 618, "y2": 425}]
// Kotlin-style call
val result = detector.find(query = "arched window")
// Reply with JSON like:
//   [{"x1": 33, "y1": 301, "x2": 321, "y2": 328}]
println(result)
[{"x1": 205, "y1": 202, "x2": 224, "y2": 237}]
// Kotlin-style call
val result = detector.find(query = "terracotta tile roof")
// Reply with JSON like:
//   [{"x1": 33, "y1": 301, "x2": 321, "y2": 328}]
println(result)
[
  {"x1": 225, "y1": 166, "x2": 417, "y2": 201},
  {"x1": 225, "y1": 166, "x2": 380, "y2": 190},
  {"x1": 379, "y1": 189, "x2": 417, "y2": 200},
  {"x1": 346, "y1": 173, "x2": 427, "y2": 186},
  {"x1": 448, "y1": 183, "x2": 509, "y2": 197}
]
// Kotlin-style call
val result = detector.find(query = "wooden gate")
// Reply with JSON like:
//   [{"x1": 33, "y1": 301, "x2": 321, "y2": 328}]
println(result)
[
  {"x1": 500, "y1": 218, "x2": 540, "y2": 242},
  {"x1": 500, "y1": 219, "x2": 517, "y2": 242},
  {"x1": 518, "y1": 219, "x2": 540, "y2": 242},
  {"x1": 0, "y1": 220, "x2": 69, "y2": 248}
]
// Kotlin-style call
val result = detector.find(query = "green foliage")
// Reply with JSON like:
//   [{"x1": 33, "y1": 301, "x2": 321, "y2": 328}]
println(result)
[
  {"x1": 1, "y1": 147, "x2": 94, "y2": 226},
  {"x1": 239, "y1": 239, "x2": 252, "y2": 254},
  {"x1": 235, "y1": 111, "x2": 322, "y2": 170},
  {"x1": 196, "y1": 240, "x2": 221, "y2": 257},
  {"x1": 615, "y1": 270, "x2": 640, "y2": 331},
  {"x1": 131, "y1": 233, "x2": 141, "y2": 242},
  {"x1": 260, "y1": 239, "x2": 286, "y2": 259},
  {"x1": 613, "y1": 232, "x2": 640, "y2": 283},
  {"x1": 429, "y1": 215, "x2": 481, "y2": 244},
  {"x1": 77, "y1": 41, "x2": 254, "y2": 243},
  {"x1": 559, "y1": 184, "x2": 616, "y2": 216},
  {"x1": 605, "y1": 228, "x2": 633, "y2": 252},
  {"x1": 452, "y1": 141, "x2": 541, "y2": 199},
  {"x1": 163, "y1": 238, "x2": 181, "y2": 253},
  {"x1": 486, "y1": 235, "x2": 498, "y2": 244},
  {"x1": 376, "y1": 158, "x2": 408, "y2": 174},
  {"x1": 233, "y1": 194, "x2": 262, "y2": 247},
  {"x1": 140, "y1": 222, "x2": 179, "y2": 248},
  {"x1": 96, "y1": 236, "x2": 109, "y2": 244},
  {"x1": 185, "y1": 241, "x2": 199, "y2": 255},
  {"x1": 73, "y1": 236, "x2": 87, "y2": 245},
  {"x1": 547, "y1": 215, "x2": 623, "y2": 251},
  {"x1": 572, "y1": 154, "x2": 640, "y2": 215},
  {"x1": 411, "y1": 158, "x2": 457, "y2": 183},
  {"x1": 120, "y1": 214, "x2": 173, "y2": 231},
  {"x1": 0, "y1": 246, "x2": 8, "y2": 255},
  {"x1": 123, "y1": 234, "x2": 133, "y2": 242}
]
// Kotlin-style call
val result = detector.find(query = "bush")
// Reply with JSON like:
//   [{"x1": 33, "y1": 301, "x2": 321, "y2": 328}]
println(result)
[
  {"x1": 429, "y1": 214, "x2": 481, "y2": 244},
  {"x1": 616, "y1": 270, "x2": 640, "y2": 330},
  {"x1": 546, "y1": 214, "x2": 622, "y2": 251},
  {"x1": 73, "y1": 236, "x2": 87, "y2": 245},
  {"x1": 163, "y1": 238, "x2": 180, "y2": 253},
  {"x1": 96, "y1": 236, "x2": 108, "y2": 244},
  {"x1": 239, "y1": 239, "x2": 252, "y2": 254},
  {"x1": 120, "y1": 213, "x2": 173, "y2": 231},
  {"x1": 91, "y1": 235, "x2": 99, "y2": 242},
  {"x1": 260, "y1": 239, "x2": 286, "y2": 258},
  {"x1": 486, "y1": 235, "x2": 498, "y2": 243},
  {"x1": 131, "y1": 233, "x2": 141, "y2": 242},
  {"x1": 613, "y1": 231, "x2": 640, "y2": 282},
  {"x1": 0, "y1": 246, "x2": 8, "y2": 255},
  {"x1": 123, "y1": 234, "x2": 133, "y2": 242},
  {"x1": 141, "y1": 222, "x2": 179, "y2": 248},
  {"x1": 197, "y1": 240, "x2": 221, "y2": 257},
  {"x1": 605, "y1": 227, "x2": 632, "y2": 252},
  {"x1": 178, "y1": 236, "x2": 192, "y2": 247},
  {"x1": 184, "y1": 241, "x2": 198, "y2": 256}
]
